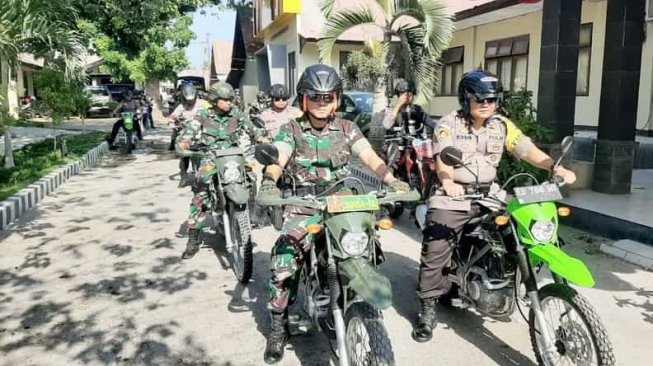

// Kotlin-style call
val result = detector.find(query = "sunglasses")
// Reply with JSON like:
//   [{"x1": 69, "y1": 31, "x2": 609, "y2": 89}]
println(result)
[
  {"x1": 474, "y1": 97, "x2": 497, "y2": 104},
  {"x1": 273, "y1": 97, "x2": 287, "y2": 102},
  {"x1": 307, "y1": 93, "x2": 335, "y2": 103}
]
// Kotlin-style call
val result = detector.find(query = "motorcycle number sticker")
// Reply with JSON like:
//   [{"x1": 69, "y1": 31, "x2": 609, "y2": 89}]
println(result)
[{"x1": 326, "y1": 195, "x2": 380, "y2": 213}]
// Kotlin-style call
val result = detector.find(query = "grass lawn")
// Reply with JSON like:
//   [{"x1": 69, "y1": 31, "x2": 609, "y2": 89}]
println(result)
[{"x1": 0, "y1": 132, "x2": 107, "y2": 201}]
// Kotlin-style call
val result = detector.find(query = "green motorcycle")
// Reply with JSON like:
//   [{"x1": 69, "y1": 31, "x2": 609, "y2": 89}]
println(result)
[
  {"x1": 437, "y1": 137, "x2": 614, "y2": 366},
  {"x1": 121, "y1": 112, "x2": 137, "y2": 154},
  {"x1": 178, "y1": 145, "x2": 255, "y2": 283},
  {"x1": 255, "y1": 143, "x2": 419, "y2": 366}
]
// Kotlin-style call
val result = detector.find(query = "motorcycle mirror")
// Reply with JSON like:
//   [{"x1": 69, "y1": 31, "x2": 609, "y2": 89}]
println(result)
[
  {"x1": 440, "y1": 146, "x2": 464, "y2": 167},
  {"x1": 386, "y1": 143, "x2": 400, "y2": 164},
  {"x1": 255, "y1": 143, "x2": 279, "y2": 166},
  {"x1": 555, "y1": 136, "x2": 575, "y2": 167}
]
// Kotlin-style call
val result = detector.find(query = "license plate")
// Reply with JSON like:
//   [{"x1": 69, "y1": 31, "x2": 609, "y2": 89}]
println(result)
[
  {"x1": 326, "y1": 195, "x2": 379, "y2": 213},
  {"x1": 513, "y1": 183, "x2": 562, "y2": 204}
]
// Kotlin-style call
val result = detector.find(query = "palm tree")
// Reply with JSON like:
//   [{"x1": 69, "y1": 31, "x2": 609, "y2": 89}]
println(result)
[
  {"x1": 0, "y1": 0, "x2": 86, "y2": 168},
  {"x1": 318, "y1": 0, "x2": 454, "y2": 112}
]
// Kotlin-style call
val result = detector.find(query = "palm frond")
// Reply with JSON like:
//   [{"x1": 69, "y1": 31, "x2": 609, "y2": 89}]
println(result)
[
  {"x1": 392, "y1": 0, "x2": 454, "y2": 56},
  {"x1": 319, "y1": 0, "x2": 337, "y2": 18},
  {"x1": 318, "y1": 6, "x2": 381, "y2": 66}
]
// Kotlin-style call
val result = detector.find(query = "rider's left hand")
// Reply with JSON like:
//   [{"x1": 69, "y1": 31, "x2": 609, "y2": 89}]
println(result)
[
  {"x1": 553, "y1": 166, "x2": 577, "y2": 185},
  {"x1": 257, "y1": 136, "x2": 270, "y2": 144},
  {"x1": 388, "y1": 180, "x2": 410, "y2": 192}
]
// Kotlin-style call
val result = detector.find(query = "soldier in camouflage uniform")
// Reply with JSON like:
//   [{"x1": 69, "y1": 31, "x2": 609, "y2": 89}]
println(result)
[
  {"x1": 176, "y1": 81, "x2": 266, "y2": 260},
  {"x1": 412, "y1": 70, "x2": 577, "y2": 343},
  {"x1": 257, "y1": 65, "x2": 408, "y2": 365}
]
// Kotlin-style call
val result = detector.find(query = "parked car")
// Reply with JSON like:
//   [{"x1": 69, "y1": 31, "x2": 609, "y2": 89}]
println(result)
[
  {"x1": 85, "y1": 86, "x2": 115, "y2": 118},
  {"x1": 291, "y1": 91, "x2": 374, "y2": 134},
  {"x1": 105, "y1": 84, "x2": 135, "y2": 102}
]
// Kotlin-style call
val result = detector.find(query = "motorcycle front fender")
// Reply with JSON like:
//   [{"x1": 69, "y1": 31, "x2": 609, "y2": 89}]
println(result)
[
  {"x1": 224, "y1": 184, "x2": 250, "y2": 205},
  {"x1": 528, "y1": 244, "x2": 595, "y2": 288},
  {"x1": 339, "y1": 257, "x2": 392, "y2": 310}
]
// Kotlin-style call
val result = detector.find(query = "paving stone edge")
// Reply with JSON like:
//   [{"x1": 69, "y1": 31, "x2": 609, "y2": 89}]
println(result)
[{"x1": 0, "y1": 141, "x2": 109, "y2": 231}]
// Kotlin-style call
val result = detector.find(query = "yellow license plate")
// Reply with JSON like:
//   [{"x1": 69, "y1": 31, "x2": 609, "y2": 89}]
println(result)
[{"x1": 326, "y1": 195, "x2": 379, "y2": 213}]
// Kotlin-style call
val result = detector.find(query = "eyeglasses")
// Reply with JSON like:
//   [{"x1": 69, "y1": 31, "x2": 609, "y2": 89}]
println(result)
[
  {"x1": 307, "y1": 93, "x2": 335, "y2": 103},
  {"x1": 273, "y1": 97, "x2": 287, "y2": 102}
]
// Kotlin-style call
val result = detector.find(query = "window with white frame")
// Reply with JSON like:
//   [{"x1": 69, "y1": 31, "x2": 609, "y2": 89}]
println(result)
[
  {"x1": 437, "y1": 46, "x2": 464, "y2": 95},
  {"x1": 577, "y1": 23, "x2": 592, "y2": 95},
  {"x1": 484, "y1": 35, "x2": 529, "y2": 91}
]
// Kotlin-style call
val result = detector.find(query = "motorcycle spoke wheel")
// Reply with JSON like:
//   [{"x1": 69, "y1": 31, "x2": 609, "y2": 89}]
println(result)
[
  {"x1": 529, "y1": 284, "x2": 615, "y2": 366},
  {"x1": 344, "y1": 302, "x2": 394, "y2": 366},
  {"x1": 229, "y1": 206, "x2": 253, "y2": 284}
]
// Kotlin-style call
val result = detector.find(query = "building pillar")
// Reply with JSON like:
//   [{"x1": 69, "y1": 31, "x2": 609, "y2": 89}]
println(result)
[
  {"x1": 536, "y1": 0, "x2": 583, "y2": 143},
  {"x1": 592, "y1": 0, "x2": 646, "y2": 194}
]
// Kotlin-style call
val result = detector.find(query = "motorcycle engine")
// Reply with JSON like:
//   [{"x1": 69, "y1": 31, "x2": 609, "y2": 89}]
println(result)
[{"x1": 463, "y1": 241, "x2": 516, "y2": 317}]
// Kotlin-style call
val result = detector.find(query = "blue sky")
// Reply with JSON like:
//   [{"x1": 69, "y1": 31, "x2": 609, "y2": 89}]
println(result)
[{"x1": 186, "y1": 6, "x2": 237, "y2": 69}]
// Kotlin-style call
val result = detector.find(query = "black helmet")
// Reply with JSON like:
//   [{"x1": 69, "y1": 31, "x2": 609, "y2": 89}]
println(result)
[
  {"x1": 269, "y1": 84, "x2": 289, "y2": 99},
  {"x1": 296, "y1": 64, "x2": 342, "y2": 96},
  {"x1": 457, "y1": 70, "x2": 503, "y2": 116},
  {"x1": 394, "y1": 78, "x2": 416, "y2": 95},
  {"x1": 180, "y1": 83, "x2": 198, "y2": 102},
  {"x1": 123, "y1": 90, "x2": 134, "y2": 99}
]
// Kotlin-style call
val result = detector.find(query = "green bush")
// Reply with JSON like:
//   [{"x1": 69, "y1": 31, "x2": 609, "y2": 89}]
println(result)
[
  {"x1": 497, "y1": 89, "x2": 552, "y2": 189},
  {"x1": 0, "y1": 132, "x2": 106, "y2": 200}
]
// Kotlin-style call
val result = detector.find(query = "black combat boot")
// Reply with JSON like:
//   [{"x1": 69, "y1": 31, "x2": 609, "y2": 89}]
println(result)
[
  {"x1": 264, "y1": 310, "x2": 288, "y2": 364},
  {"x1": 412, "y1": 297, "x2": 438, "y2": 342},
  {"x1": 181, "y1": 229, "x2": 201, "y2": 259},
  {"x1": 178, "y1": 171, "x2": 188, "y2": 188}
]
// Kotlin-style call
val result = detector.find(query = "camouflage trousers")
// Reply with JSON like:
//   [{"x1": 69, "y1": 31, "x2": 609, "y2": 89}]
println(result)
[
  {"x1": 268, "y1": 205, "x2": 322, "y2": 312},
  {"x1": 186, "y1": 158, "x2": 257, "y2": 230}
]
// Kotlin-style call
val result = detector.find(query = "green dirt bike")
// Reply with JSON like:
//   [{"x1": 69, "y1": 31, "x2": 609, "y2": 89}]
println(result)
[
  {"x1": 255, "y1": 143, "x2": 419, "y2": 366},
  {"x1": 177, "y1": 145, "x2": 255, "y2": 284},
  {"x1": 437, "y1": 137, "x2": 614, "y2": 366},
  {"x1": 119, "y1": 112, "x2": 140, "y2": 154}
]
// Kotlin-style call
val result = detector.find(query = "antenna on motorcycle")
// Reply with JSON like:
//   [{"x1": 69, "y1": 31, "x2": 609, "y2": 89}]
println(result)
[
  {"x1": 440, "y1": 146, "x2": 480, "y2": 190},
  {"x1": 378, "y1": 143, "x2": 401, "y2": 191}
]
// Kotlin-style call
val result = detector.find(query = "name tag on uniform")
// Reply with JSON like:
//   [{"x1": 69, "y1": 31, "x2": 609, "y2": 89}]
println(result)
[
  {"x1": 488, "y1": 135, "x2": 503, "y2": 142},
  {"x1": 456, "y1": 135, "x2": 473, "y2": 141}
]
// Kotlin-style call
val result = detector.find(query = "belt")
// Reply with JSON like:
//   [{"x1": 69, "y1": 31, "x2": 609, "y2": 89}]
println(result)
[{"x1": 459, "y1": 182, "x2": 493, "y2": 194}]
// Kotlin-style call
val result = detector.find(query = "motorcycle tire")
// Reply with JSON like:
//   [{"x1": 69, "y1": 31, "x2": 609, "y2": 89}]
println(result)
[
  {"x1": 229, "y1": 204, "x2": 253, "y2": 284},
  {"x1": 388, "y1": 204, "x2": 404, "y2": 219},
  {"x1": 529, "y1": 283, "x2": 615, "y2": 366},
  {"x1": 125, "y1": 130, "x2": 133, "y2": 154},
  {"x1": 343, "y1": 302, "x2": 395, "y2": 366}
]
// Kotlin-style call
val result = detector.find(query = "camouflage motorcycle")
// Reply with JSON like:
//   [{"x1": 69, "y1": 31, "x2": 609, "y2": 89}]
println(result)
[
  {"x1": 178, "y1": 145, "x2": 255, "y2": 283},
  {"x1": 255, "y1": 143, "x2": 419, "y2": 366}
]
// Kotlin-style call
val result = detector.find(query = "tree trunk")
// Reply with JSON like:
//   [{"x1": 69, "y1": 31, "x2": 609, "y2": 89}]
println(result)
[
  {"x1": 146, "y1": 78, "x2": 164, "y2": 123},
  {"x1": 4, "y1": 129, "x2": 15, "y2": 168}
]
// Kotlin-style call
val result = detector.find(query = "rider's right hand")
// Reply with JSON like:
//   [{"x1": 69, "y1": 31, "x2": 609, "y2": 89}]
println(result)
[
  {"x1": 441, "y1": 180, "x2": 465, "y2": 197},
  {"x1": 178, "y1": 141, "x2": 191, "y2": 151}
]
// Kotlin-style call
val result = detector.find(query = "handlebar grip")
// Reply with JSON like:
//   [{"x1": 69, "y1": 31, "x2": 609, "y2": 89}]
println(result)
[{"x1": 554, "y1": 175, "x2": 565, "y2": 187}]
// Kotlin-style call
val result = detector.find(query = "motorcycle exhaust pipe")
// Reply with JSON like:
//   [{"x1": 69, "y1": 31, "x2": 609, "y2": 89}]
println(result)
[{"x1": 328, "y1": 261, "x2": 349, "y2": 366}]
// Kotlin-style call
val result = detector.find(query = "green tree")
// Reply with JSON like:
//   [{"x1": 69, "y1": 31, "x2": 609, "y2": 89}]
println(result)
[
  {"x1": 34, "y1": 68, "x2": 86, "y2": 151},
  {"x1": 340, "y1": 40, "x2": 388, "y2": 92},
  {"x1": 318, "y1": 0, "x2": 454, "y2": 113},
  {"x1": 0, "y1": 0, "x2": 87, "y2": 168},
  {"x1": 75, "y1": 0, "x2": 249, "y2": 121}
]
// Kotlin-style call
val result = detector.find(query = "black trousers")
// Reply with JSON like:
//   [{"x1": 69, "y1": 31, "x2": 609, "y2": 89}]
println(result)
[
  {"x1": 418, "y1": 205, "x2": 484, "y2": 299},
  {"x1": 109, "y1": 119, "x2": 143, "y2": 143}
]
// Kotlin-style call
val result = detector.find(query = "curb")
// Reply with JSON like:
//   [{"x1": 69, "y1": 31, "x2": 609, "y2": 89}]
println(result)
[
  {"x1": 563, "y1": 204, "x2": 653, "y2": 247},
  {"x1": 0, "y1": 141, "x2": 109, "y2": 231},
  {"x1": 600, "y1": 239, "x2": 653, "y2": 270}
]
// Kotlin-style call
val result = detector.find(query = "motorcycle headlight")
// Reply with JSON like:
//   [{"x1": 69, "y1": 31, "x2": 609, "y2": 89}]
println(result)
[
  {"x1": 530, "y1": 221, "x2": 556, "y2": 242},
  {"x1": 341, "y1": 232, "x2": 369, "y2": 256},
  {"x1": 222, "y1": 166, "x2": 241, "y2": 184}
]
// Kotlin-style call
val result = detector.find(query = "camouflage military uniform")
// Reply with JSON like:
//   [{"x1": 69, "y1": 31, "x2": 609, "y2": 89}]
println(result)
[
  {"x1": 418, "y1": 111, "x2": 535, "y2": 300},
  {"x1": 259, "y1": 106, "x2": 302, "y2": 138},
  {"x1": 177, "y1": 108, "x2": 264, "y2": 230},
  {"x1": 268, "y1": 117, "x2": 371, "y2": 311}
]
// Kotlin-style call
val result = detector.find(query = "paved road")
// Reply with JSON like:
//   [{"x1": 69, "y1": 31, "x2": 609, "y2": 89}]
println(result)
[{"x1": 0, "y1": 142, "x2": 651, "y2": 366}]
